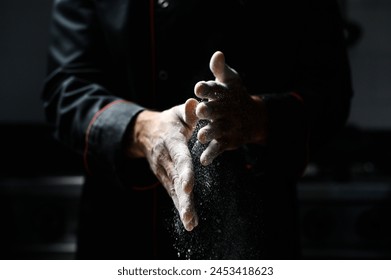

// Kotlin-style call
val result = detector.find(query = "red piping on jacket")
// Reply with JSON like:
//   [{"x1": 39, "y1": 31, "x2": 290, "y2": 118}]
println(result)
[{"x1": 289, "y1": 91, "x2": 304, "y2": 103}]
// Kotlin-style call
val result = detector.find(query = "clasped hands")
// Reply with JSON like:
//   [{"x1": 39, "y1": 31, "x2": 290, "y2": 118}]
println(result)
[{"x1": 128, "y1": 51, "x2": 267, "y2": 231}]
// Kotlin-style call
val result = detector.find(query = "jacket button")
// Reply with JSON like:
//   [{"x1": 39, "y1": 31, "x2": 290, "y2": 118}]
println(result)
[
  {"x1": 158, "y1": 70, "x2": 169, "y2": 81},
  {"x1": 157, "y1": 0, "x2": 169, "y2": 8}
]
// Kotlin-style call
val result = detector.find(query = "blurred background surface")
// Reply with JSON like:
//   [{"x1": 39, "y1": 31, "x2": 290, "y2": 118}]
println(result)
[{"x1": 0, "y1": 0, "x2": 391, "y2": 259}]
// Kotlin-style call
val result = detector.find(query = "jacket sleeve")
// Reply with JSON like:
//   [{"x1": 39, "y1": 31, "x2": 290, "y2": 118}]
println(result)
[
  {"x1": 261, "y1": 0, "x2": 353, "y2": 178},
  {"x1": 41, "y1": 0, "x2": 144, "y2": 176}
]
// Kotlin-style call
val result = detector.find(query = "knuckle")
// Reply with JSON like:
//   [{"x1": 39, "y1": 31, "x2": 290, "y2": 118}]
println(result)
[
  {"x1": 197, "y1": 131, "x2": 208, "y2": 144},
  {"x1": 171, "y1": 173, "x2": 180, "y2": 186},
  {"x1": 176, "y1": 157, "x2": 191, "y2": 171},
  {"x1": 196, "y1": 103, "x2": 208, "y2": 118},
  {"x1": 151, "y1": 139, "x2": 165, "y2": 158},
  {"x1": 168, "y1": 187, "x2": 176, "y2": 198},
  {"x1": 156, "y1": 151, "x2": 166, "y2": 163}
]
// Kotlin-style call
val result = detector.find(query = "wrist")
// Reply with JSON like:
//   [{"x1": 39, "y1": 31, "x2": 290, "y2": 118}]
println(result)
[{"x1": 125, "y1": 110, "x2": 156, "y2": 158}]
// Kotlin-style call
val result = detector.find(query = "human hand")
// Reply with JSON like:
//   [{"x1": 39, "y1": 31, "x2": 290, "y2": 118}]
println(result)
[
  {"x1": 127, "y1": 98, "x2": 199, "y2": 231},
  {"x1": 194, "y1": 51, "x2": 268, "y2": 166}
]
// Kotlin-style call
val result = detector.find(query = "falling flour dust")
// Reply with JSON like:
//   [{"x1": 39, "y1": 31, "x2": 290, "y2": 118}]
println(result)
[{"x1": 168, "y1": 120, "x2": 264, "y2": 260}]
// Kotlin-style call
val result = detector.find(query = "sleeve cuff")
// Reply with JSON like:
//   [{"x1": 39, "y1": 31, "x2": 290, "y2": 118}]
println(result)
[{"x1": 83, "y1": 100, "x2": 144, "y2": 175}]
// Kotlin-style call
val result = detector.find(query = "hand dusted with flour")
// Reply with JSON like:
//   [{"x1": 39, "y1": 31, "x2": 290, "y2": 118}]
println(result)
[
  {"x1": 169, "y1": 52, "x2": 267, "y2": 259},
  {"x1": 194, "y1": 51, "x2": 268, "y2": 166},
  {"x1": 128, "y1": 98, "x2": 200, "y2": 231}
]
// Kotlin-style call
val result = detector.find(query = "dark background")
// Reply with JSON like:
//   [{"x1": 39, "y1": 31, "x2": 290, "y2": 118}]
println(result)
[{"x1": 0, "y1": 0, "x2": 391, "y2": 259}]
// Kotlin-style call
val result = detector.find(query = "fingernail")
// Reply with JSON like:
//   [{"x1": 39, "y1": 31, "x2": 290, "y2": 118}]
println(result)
[
  {"x1": 182, "y1": 180, "x2": 193, "y2": 193},
  {"x1": 182, "y1": 209, "x2": 193, "y2": 223},
  {"x1": 185, "y1": 216, "x2": 198, "y2": 232},
  {"x1": 185, "y1": 222, "x2": 194, "y2": 232},
  {"x1": 182, "y1": 181, "x2": 189, "y2": 192},
  {"x1": 201, "y1": 157, "x2": 212, "y2": 166}
]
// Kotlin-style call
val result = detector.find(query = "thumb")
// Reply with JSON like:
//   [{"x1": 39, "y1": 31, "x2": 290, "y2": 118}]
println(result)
[
  {"x1": 183, "y1": 98, "x2": 199, "y2": 128},
  {"x1": 209, "y1": 51, "x2": 238, "y2": 83}
]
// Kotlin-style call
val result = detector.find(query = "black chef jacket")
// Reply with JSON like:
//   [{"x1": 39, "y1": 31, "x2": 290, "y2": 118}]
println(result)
[{"x1": 41, "y1": 0, "x2": 353, "y2": 259}]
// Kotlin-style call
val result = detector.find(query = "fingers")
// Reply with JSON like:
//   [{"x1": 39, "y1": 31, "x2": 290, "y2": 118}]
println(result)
[
  {"x1": 174, "y1": 98, "x2": 199, "y2": 139},
  {"x1": 191, "y1": 51, "x2": 247, "y2": 167},
  {"x1": 150, "y1": 130, "x2": 197, "y2": 231},
  {"x1": 197, "y1": 119, "x2": 227, "y2": 144},
  {"x1": 193, "y1": 51, "x2": 240, "y2": 101},
  {"x1": 209, "y1": 51, "x2": 238, "y2": 83},
  {"x1": 171, "y1": 101, "x2": 199, "y2": 231},
  {"x1": 196, "y1": 100, "x2": 226, "y2": 120},
  {"x1": 165, "y1": 136, "x2": 194, "y2": 193},
  {"x1": 177, "y1": 191, "x2": 198, "y2": 231},
  {"x1": 156, "y1": 164, "x2": 180, "y2": 210},
  {"x1": 158, "y1": 155, "x2": 198, "y2": 231},
  {"x1": 197, "y1": 120, "x2": 231, "y2": 166},
  {"x1": 194, "y1": 81, "x2": 227, "y2": 100},
  {"x1": 200, "y1": 139, "x2": 224, "y2": 166},
  {"x1": 165, "y1": 137, "x2": 198, "y2": 230}
]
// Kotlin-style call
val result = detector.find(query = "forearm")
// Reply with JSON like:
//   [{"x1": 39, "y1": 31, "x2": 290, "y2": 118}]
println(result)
[
  {"x1": 42, "y1": 71, "x2": 144, "y2": 173},
  {"x1": 42, "y1": 0, "x2": 146, "y2": 174}
]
